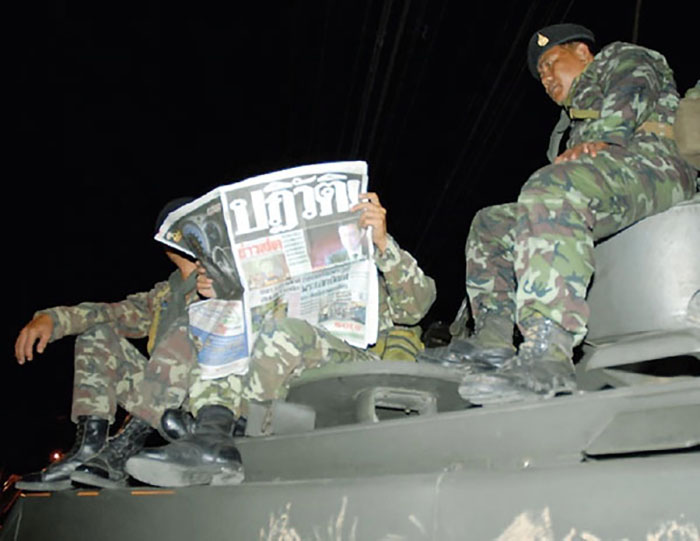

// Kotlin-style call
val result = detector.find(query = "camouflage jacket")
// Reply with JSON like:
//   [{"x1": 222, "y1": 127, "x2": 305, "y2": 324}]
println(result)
[
  {"x1": 566, "y1": 42, "x2": 681, "y2": 150},
  {"x1": 38, "y1": 270, "x2": 199, "y2": 356},
  {"x1": 374, "y1": 234, "x2": 436, "y2": 332}
]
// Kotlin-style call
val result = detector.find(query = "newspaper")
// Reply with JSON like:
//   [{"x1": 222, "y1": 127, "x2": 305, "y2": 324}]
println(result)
[{"x1": 156, "y1": 161, "x2": 379, "y2": 379}]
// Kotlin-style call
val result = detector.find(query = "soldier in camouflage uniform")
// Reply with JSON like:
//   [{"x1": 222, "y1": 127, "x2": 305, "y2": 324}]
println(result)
[
  {"x1": 14, "y1": 197, "x2": 202, "y2": 490},
  {"x1": 457, "y1": 24, "x2": 697, "y2": 404},
  {"x1": 125, "y1": 192, "x2": 437, "y2": 487}
]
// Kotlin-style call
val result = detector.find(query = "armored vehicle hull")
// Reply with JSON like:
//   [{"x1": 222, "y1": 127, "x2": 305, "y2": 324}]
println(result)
[{"x1": 2, "y1": 196, "x2": 698, "y2": 541}]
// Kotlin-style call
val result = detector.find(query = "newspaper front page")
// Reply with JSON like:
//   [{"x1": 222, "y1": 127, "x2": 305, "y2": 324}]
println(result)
[{"x1": 156, "y1": 161, "x2": 378, "y2": 379}]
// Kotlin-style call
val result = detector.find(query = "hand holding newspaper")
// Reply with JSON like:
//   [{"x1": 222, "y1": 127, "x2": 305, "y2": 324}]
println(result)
[{"x1": 155, "y1": 161, "x2": 379, "y2": 379}]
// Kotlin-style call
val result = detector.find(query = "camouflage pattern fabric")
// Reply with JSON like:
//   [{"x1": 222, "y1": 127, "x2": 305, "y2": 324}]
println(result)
[
  {"x1": 189, "y1": 317, "x2": 379, "y2": 417},
  {"x1": 465, "y1": 204, "x2": 518, "y2": 325},
  {"x1": 467, "y1": 42, "x2": 696, "y2": 344},
  {"x1": 127, "y1": 316, "x2": 197, "y2": 427},
  {"x1": 374, "y1": 234, "x2": 437, "y2": 333},
  {"x1": 41, "y1": 270, "x2": 200, "y2": 427},
  {"x1": 369, "y1": 326, "x2": 424, "y2": 361},
  {"x1": 188, "y1": 235, "x2": 436, "y2": 417},
  {"x1": 71, "y1": 323, "x2": 148, "y2": 423}
]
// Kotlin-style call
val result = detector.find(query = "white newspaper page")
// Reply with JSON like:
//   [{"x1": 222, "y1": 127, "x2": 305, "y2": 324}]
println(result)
[
  {"x1": 222, "y1": 161, "x2": 379, "y2": 349},
  {"x1": 188, "y1": 299, "x2": 250, "y2": 379},
  {"x1": 154, "y1": 161, "x2": 379, "y2": 378}
]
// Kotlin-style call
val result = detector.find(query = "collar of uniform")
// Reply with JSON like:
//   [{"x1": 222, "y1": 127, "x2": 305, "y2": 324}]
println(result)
[{"x1": 563, "y1": 58, "x2": 595, "y2": 111}]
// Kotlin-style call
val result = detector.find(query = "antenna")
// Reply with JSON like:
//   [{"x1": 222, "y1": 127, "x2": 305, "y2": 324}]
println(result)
[{"x1": 632, "y1": 0, "x2": 642, "y2": 43}]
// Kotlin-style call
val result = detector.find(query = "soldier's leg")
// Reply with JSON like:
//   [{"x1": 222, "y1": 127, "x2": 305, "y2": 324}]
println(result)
[
  {"x1": 437, "y1": 204, "x2": 518, "y2": 365},
  {"x1": 71, "y1": 323, "x2": 149, "y2": 422},
  {"x1": 515, "y1": 146, "x2": 695, "y2": 343},
  {"x1": 189, "y1": 317, "x2": 378, "y2": 418},
  {"x1": 460, "y1": 147, "x2": 694, "y2": 404},
  {"x1": 242, "y1": 317, "x2": 378, "y2": 411},
  {"x1": 125, "y1": 316, "x2": 198, "y2": 428},
  {"x1": 465, "y1": 203, "x2": 518, "y2": 324},
  {"x1": 72, "y1": 319, "x2": 198, "y2": 488},
  {"x1": 71, "y1": 318, "x2": 196, "y2": 487},
  {"x1": 126, "y1": 339, "x2": 255, "y2": 488},
  {"x1": 188, "y1": 366, "x2": 244, "y2": 418},
  {"x1": 18, "y1": 323, "x2": 143, "y2": 490},
  {"x1": 126, "y1": 318, "x2": 378, "y2": 487},
  {"x1": 459, "y1": 166, "x2": 602, "y2": 403}
]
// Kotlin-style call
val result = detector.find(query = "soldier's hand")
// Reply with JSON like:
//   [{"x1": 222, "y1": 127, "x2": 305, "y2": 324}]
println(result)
[
  {"x1": 351, "y1": 192, "x2": 388, "y2": 253},
  {"x1": 15, "y1": 313, "x2": 54, "y2": 364},
  {"x1": 555, "y1": 141, "x2": 608, "y2": 163},
  {"x1": 196, "y1": 262, "x2": 217, "y2": 299}
]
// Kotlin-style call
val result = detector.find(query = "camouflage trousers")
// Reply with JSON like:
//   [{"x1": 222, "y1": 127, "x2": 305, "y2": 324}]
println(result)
[
  {"x1": 72, "y1": 319, "x2": 197, "y2": 428},
  {"x1": 466, "y1": 142, "x2": 696, "y2": 344},
  {"x1": 188, "y1": 317, "x2": 379, "y2": 418}
]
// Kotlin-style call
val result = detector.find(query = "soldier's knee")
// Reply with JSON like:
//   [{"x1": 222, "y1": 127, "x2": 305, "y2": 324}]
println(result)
[
  {"x1": 469, "y1": 208, "x2": 490, "y2": 237},
  {"x1": 523, "y1": 160, "x2": 601, "y2": 201},
  {"x1": 469, "y1": 205, "x2": 509, "y2": 235},
  {"x1": 522, "y1": 164, "x2": 568, "y2": 196}
]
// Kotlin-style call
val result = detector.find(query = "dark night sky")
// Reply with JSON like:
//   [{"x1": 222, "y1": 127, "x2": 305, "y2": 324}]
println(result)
[{"x1": 4, "y1": 0, "x2": 696, "y2": 475}]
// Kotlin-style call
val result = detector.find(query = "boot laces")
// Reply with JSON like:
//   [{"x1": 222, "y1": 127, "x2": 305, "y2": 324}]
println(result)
[
  {"x1": 519, "y1": 319, "x2": 554, "y2": 359},
  {"x1": 511, "y1": 317, "x2": 573, "y2": 369},
  {"x1": 61, "y1": 417, "x2": 93, "y2": 460},
  {"x1": 102, "y1": 419, "x2": 152, "y2": 463}
]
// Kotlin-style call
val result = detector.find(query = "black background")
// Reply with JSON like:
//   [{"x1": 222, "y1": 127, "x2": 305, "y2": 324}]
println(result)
[{"x1": 4, "y1": 0, "x2": 696, "y2": 476}]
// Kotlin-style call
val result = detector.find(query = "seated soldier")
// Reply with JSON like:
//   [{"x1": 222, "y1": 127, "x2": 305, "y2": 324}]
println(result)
[
  {"x1": 14, "y1": 198, "x2": 203, "y2": 490},
  {"x1": 451, "y1": 24, "x2": 696, "y2": 403},
  {"x1": 125, "y1": 192, "x2": 437, "y2": 487}
]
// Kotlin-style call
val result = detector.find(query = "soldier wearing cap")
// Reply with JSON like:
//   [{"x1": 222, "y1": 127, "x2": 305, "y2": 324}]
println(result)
[
  {"x1": 14, "y1": 197, "x2": 205, "y2": 490},
  {"x1": 455, "y1": 23, "x2": 697, "y2": 403}
]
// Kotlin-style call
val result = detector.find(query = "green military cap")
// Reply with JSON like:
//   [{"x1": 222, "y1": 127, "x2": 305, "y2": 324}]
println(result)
[
  {"x1": 155, "y1": 196, "x2": 194, "y2": 235},
  {"x1": 527, "y1": 23, "x2": 595, "y2": 79}
]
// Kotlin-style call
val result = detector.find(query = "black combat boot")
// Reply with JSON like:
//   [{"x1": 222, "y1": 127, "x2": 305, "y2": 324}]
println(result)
[
  {"x1": 158, "y1": 408, "x2": 245, "y2": 440},
  {"x1": 458, "y1": 315, "x2": 577, "y2": 405},
  {"x1": 16, "y1": 415, "x2": 109, "y2": 491},
  {"x1": 70, "y1": 416, "x2": 154, "y2": 488},
  {"x1": 159, "y1": 408, "x2": 196, "y2": 442},
  {"x1": 125, "y1": 405, "x2": 244, "y2": 487},
  {"x1": 419, "y1": 312, "x2": 516, "y2": 369}
]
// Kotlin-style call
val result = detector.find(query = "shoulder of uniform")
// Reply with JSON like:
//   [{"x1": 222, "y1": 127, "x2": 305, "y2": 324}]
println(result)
[{"x1": 601, "y1": 41, "x2": 663, "y2": 59}]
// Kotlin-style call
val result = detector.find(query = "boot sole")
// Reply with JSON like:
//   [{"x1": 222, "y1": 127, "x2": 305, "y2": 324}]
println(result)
[
  {"x1": 125, "y1": 457, "x2": 244, "y2": 488},
  {"x1": 70, "y1": 470, "x2": 127, "y2": 489},
  {"x1": 459, "y1": 374, "x2": 541, "y2": 405},
  {"x1": 15, "y1": 479, "x2": 73, "y2": 492},
  {"x1": 459, "y1": 374, "x2": 577, "y2": 405}
]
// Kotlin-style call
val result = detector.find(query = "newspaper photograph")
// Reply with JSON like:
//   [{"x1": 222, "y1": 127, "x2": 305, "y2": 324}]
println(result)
[{"x1": 156, "y1": 161, "x2": 379, "y2": 379}]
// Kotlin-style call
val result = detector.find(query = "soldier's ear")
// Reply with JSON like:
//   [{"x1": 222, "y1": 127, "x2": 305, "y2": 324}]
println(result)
[{"x1": 573, "y1": 42, "x2": 593, "y2": 63}]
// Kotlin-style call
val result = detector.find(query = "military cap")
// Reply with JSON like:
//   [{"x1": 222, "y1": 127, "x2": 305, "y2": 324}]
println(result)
[
  {"x1": 527, "y1": 23, "x2": 595, "y2": 79},
  {"x1": 155, "y1": 196, "x2": 194, "y2": 235}
]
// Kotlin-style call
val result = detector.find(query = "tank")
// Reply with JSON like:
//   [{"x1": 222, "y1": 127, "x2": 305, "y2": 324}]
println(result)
[{"x1": 2, "y1": 201, "x2": 698, "y2": 541}]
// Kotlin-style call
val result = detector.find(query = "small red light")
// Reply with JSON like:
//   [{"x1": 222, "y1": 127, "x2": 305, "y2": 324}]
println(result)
[{"x1": 49, "y1": 451, "x2": 64, "y2": 463}]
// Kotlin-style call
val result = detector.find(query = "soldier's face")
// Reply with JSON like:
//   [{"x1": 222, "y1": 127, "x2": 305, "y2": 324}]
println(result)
[{"x1": 537, "y1": 43, "x2": 590, "y2": 105}]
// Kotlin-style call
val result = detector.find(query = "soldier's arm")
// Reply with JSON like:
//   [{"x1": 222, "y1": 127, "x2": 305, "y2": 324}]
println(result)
[
  {"x1": 352, "y1": 192, "x2": 436, "y2": 324},
  {"x1": 375, "y1": 235, "x2": 437, "y2": 325},
  {"x1": 578, "y1": 44, "x2": 664, "y2": 147},
  {"x1": 35, "y1": 281, "x2": 169, "y2": 344}
]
